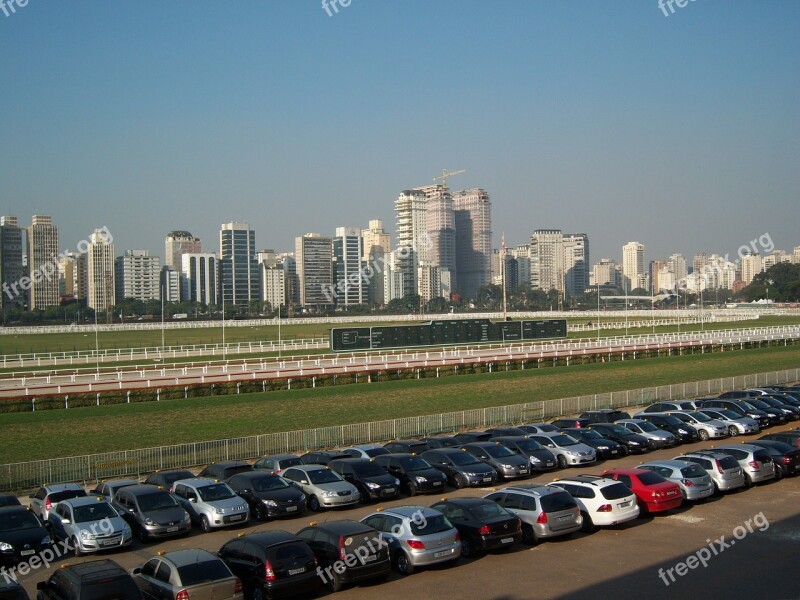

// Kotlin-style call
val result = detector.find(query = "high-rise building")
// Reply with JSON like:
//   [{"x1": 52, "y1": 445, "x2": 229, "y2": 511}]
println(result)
[
  {"x1": 667, "y1": 254, "x2": 687, "y2": 282},
  {"x1": 692, "y1": 253, "x2": 710, "y2": 275},
  {"x1": 394, "y1": 190, "x2": 428, "y2": 298},
  {"x1": 650, "y1": 259, "x2": 666, "y2": 294},
  {"x1": 511, "y1": 245, "x2": 531, "y2": 287},
  {"x1": 361, "y1": 219, "x2": 391, "y2": 307},
  {"x1": 332, "y1": 227, "x2": 366, "y2": 307},
  {"x1": 75, "y1": 253, "x2": 88, "y2": 301},
  {"x1": 763, "y1": 250, "x2": 790, "y2": 270},
  {"x1": 261, "y1": 263, "x2": 285, "y2": 310},
  {"x1": 87, "y1": 228, "x2": 115, "y2": 311},
  {"x1": 591, "y1": 258, "x2": 622, "y2": 290},
  {"x1": 277, "y1": 252, "x2": 299, "y2": 307},
  {"x1": 417, "y1": 184, "x2": 456, "y2": 298},
  {"x1": 295, "y1": 233, "x2": 333, "y2": 309},
  {"x1": 530, "y1": 230, "x2": 564, "y2": 293},
  {"x1": 562, "y1": 233, "x2": 589, "y2": 297},
  {"x1": 165, "y1": 231, "x2": 201, "y2": 270},
  {"x1": 219, "y1": 222, "x2": 259, "y2": 305},
  {"x1": 26, "y1": 215, "x2": 60, "y2": 309},
  {"x1": 452, "y1": 188, "x2": 492, "y2": 300},
  {"x1": 160, "y1": 267, "x2": 181, "y2": 303},
  {"x1": 181, "y1": 253, "x2": 217, "y2": 305},
  {"x1": 115, "y1": 250, "x2": 161, "y2": 302},
  {"x1": 58, "y1": 252, "x2": 78, "y2": 298},
  {"x1": 622, "y1": 242, "x2": 646, "y2": 292},
  {"x1": 792, "y1": 246, "x2": 800, "y2": 264},
  {"x1": 383, "y1": 249, "x2": 406, "y2": 304},
  {"x1": 0, "y1": 216, "x2": 25, "y2": 309},
  {"x1": 740, "y1": 253, "x2": 764, "y2": 285}
]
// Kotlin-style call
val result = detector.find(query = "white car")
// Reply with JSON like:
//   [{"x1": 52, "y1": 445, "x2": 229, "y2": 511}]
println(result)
[
  {"x1": 548, "y1": 475, "x2": 640, "y2": 532},
  {"x1": 529, "y1": 433, "x2": 597, "y2": 468}
]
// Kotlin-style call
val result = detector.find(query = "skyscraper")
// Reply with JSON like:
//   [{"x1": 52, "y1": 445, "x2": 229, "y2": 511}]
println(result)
[
  {"x1": 87, "y1": 228, "x2": 115, "y2": 311},
  {"x1": 332, "y1": 227, "x2": 366, "y2": 307},
  {"x1": 165, "y1": 231, "x2": 201, "y2": 270},
  {"x1": 26, "y1": 215, "x2": 60, "y2": 309},
  {"x1": 562, "y1": 233, "x2": 589, "y2": 297},
  {"x1": 0, "y1": 216, "x2": 25, "y2": 309},
  {"x1": 530, "y1": 229, "x2": 564, "y2": 293},
  {"x1": 394, "y1": 190, "x2": 427, "y2": 298},
  {"x1": 181, "y1": 253, "x2": 217, "y2": 305},
  {"x1": 452, "y1": 188, "x2": 492, "y2": 300},
  {"x1": 416, "y1": 184, "x2": 456, "y2": 298},
  {"x1": 295, "y1": 233, "x2": 333, "y2": 309},
  {"x1": 622, "y1": 242, "x2": 646, "y2": 292},
  {"x1": 219, "y1": 222, "x2": 259, "y2": 305},
  {"x1": 115, "y1": 250, "x2": 161, "y2": 302},
  {"x1": 361, "y1": 219, "x2": 390, "y2": 306}
]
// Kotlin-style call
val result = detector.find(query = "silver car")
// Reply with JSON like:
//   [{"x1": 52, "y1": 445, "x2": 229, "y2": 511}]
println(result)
[
  {"x1": 697, "y1": 409, "x2": 760, "y2": 436},
  {"x1": 172, "y1": 478, "x2": 249, "y2": 532},
  {"x1": 280, "y1": 465, "x2": 360, "y2": 511},
  {"x1": 663, "y1": 411, "x2": 729, "y2": 440},
  {"x1": 713, "y1": 444, "x2": 776, "y2": 486},
  {"x1": 132, "y1": 548, "x2": 244, "y2": 600},
  {"x1": 673, "y1": 451, "x2": 746, "y2": 494},
  {"x1": 360, "y1": 506, "x2": 461, "y2": 575},
  {"x1": 341, "y1": 445, "x2": 391, "y2": 459},
  {"x1": 28, "y1": 483, "x2": 87, "y2": 521},
  {"x1": 615, "y1": 419, "x2": 678, "y2": 449},
  {"x1": 47, "y1": 496, "x2": 132, "y2": 555},
  {"x1": 638, "y1": 460, "x2": 714, "y2": 501},
  {"x1": 529, "y1": 433, "x2": 597, "y2": 468},
  {"x1": 89, "y1": 479, "x2": 139, "y2": 503}
]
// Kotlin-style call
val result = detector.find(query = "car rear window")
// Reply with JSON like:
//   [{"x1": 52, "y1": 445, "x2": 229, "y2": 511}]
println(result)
[
  {"x1": 718, "y1": 456, "x2": 739, "y2": 470},
  {"x1": 280, "y1": 458, "x2": 303, "y2": 468},
  {"x1": 540, "y1": 492, "x2": 577, "y2": 512},
  {"x1": 176, "y1": 560, "x2": 232, "y2": 585},
  {"x1": 636, "y1": 472, "x2": 666, "y2": 486},
  {"x1": 79, "y1": 578, "x2": 141, "y2": 600},
  {"x1": 680, "y1": 465, "x2": 708, "y2": 479},
  {"x1": 224, "y1": 465, "x2": 253, "y2": 477},
  {"x1": 600, "y1": 483, "x2": 633, "y2": 501},
  {"x1": 753, "y1": 450, "x2": 772, "y2": 463},
  {"x1": 352, "y1": 463, "x2": 389, "y2": 477},
  {"x1": 267, "y1": 542, "x2": 313, "y2": 565},
  {"x1": 0, "y1": 511, "x2": 42, "y2": 531},
  {"x1": 471, "y1": 502, "x2": 508, "y2": 519},
  {"x1": 49, "y1": 490, "x2": 87, "y2": 503},
  {"x1": 410, "y1": 514, "x2": 453, "y2": 535}
]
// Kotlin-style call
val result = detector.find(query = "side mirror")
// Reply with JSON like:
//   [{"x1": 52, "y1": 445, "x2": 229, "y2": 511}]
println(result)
[
  {"x1": 60, "y1": 519, "x2": 71, "y2": 525},
  {"x1": 132, "y1": 567, "x2": 142, "y2": 575},
  {"x1": 188, "y1": 497, "x2": 197, "y2": 503}
]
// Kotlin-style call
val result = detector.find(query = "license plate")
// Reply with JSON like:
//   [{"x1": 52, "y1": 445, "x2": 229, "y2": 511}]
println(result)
[
  {"x1": 362, "y1": 554, "x2": 377, "y2": 563},
  {"x1": 286, "y1": 506, "x2": 298, "y2": 512},
  {"x1": 520, "y1": 469, "x2": 529, "y2": 474},
  {"x1": 667, "y1": 491, "x2": 677, "y2": 496},
  {"x1": 610, "y1": 450, "x2": 618, "y2": 455},
  {"x1": 167, "y1": 526, "x2": 179, "y2": 532},
  {"x1": 500, "y1": 537, "x2": 514, "y2": 544},
  {"x1": 384, "y1": 488, "x2": 395, "y2": 494},
  {"x1": 433, "y1": 550, "x2": 451, "y2": 558},
  {"x1": 546, "y1": 462, "x2": 554, "y2": 467},
  {"x1": 618, "y1": 501, "x2": 630, "y2": 508},
  {"x1": 482, "y1": 477, "x2": 492, "y2": 483},
  {"x1": 557, "y1": 515, "x2": 572, "y2": 522},
  {"x1": 230, "y1": 515, "x2": 244, "y2": 521},
  {"x1": 433, "y1": 481, "x2": 443, "y2": 486},
  {"x1": 20, "y1": 550, "x2": 35, "y2": 556},
  {"x1": 100, "y1": 539, "x2": 118, "y2": 547},
  {"x1": 288, "y1": 567, "x2": 306, "y2": 575}
]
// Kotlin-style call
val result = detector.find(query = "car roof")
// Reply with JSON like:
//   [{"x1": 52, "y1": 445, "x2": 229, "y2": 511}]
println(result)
[
  {"x1": 491, "y1": 436, "x2": 529, "y2": 443},
  {"x1": 119, "y1": 484, "x2": 166, "y2": 496},
  {"x1": 434, "y1": 497, "x2": 496, "y2": 506},
  {"x1": 640, "y1": 460, "x2": 692, "y2": 469},
  {"x1": 261, "y1": 454, "x2": 300, "y2": 460},
  {"x1": 0, "y1": 505, "x2": 36, "y2": 516},
  {"x1": 61, "y1": 496, "x2": 114, "y2": 507},
  {"x1": 59, "y1": 559, "x2": 128, "y2": 579},
  {"x1": 462, "y1": 442, "x2": 501, "y2": 449},
  {"x1": 229, "y1": 471, "x2": 279, "y2": 480},
  {"x1": 552, "y1": 475, "x2": 616, "y2": 486},
  {"x1": 603, "y1": 468, "x2": 651, "y2": 476},
  {"x1": 347, "y1": 445, "x2": 383, "y2": 450},
  {"x1": 375, "y1": 505, "x2": 442, "y2": 519},
  {"x1": 236, "y1": 530, "x2": 303, "y2": 547},
  {"x1": 173, "y1": 477, "x2": 219, "y2": 486},
  {"x1": 676, "y1": 450, "x2": 731, "y2": 458},
  {"x1": 206, "y1": 461, "x2": 251, "y2": 468},
  {"x1": 329, "y1": 457, "x2": 372, "y2": 464},
  {"x1": 100, "y1": 478, "x2": 139, "y2": 485},
  {"x1": 615, "y1": 419, "x2": 645, "y2": 424},
  {"x1": 157, "y1": 549, "x2": 220, "y2": 567},
  {"x1": 713, "y1": 444, "x2": 763, "y2": 452},
  {"x1": 300, "y1": 520, "x2": 373, "y2": 535},
  {"x1": 288, "y1": 464, "x2": 328, "y2": 472},
  {"x1": 502, "y1": 484, "x2": 561, "y2": 496},
  {"x1": 425, "y1": 447, "x2": 469, "y2": 455},
  {"x1": 375, "y1": 453, "x2": 416, "y2": 460},
  {"x1": 43, "y1": 483, "x2": 84, "y2": 492}
]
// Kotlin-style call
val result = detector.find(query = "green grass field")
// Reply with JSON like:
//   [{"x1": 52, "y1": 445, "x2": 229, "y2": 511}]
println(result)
[{"x1": 2, "y1": 344, "x2": 799, "y2": 463}]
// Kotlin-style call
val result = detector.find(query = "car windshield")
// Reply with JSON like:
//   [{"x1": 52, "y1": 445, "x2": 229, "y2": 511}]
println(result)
[
  {"x1": 137, "y1": 492, "x2": 179, "y2": 511},
  {"x1": 686, "y1": 412, "x2": 711, "y2": 423},
  {"x1": 401, "y1": 457, "x2": 433, "y2": 471},
  {"x1": 549, "y1": 435, "x2": 578, "y2": 447},
  {"x1": 660, "y1": 416, "x2": 683, "y2": 426},
  {"x1": 198, "y1": 484, "x2": 235, "y2": 502},
  {"x1": 176, "y1": 560, "x2": 232, "y2": 585},
  {"x1": 600, "y1": 483, "x2": 633, "y2": 500},
  {"x1": 308, "y1": 469, "x2": 343, "y2": 484},
  {"x1": 363, "y1": 448, "x2": 388, "y2": 458},
  {"x1": 636, "y1": 472, "x2": 667, "y2": 486},
  {"x1": 574, "y1": 429, "x2": 602, "y2": 440},
  {"x1": 680, "y1": 465, "x2": 708, "y2": 479},
  {"x1": 352, "y1": 463, "x2": 389, "y2": 477},
  {"x1": 73, "y1": 502, "x2": 118, "y2": 523},
  {"x1": 484, "y1": 445, "x2": 516, "y2": 458},
  {"x1": 718, "y1": 456, "x2": 740, "y2": 470},
  {"x1": 448, "y1": 453, "x2": 481, "y2": 467},
  {"x1": 637, "y1": 422, "x2": 659, "y2": 432},
  {"x1": 513, "y1": 439, "x2": 545, "y2": 452},
  {"x1": 716, "y1": 410, "x2": 742, "y2": 420},
  {"x1": 410, "y1": 514, "x2": 453, "y2": 535},
  {"x1": 746, "y1": 400, "x2": 769, "y2": 410},
  {"x1": 606, "y1": 425, "x2": 631, "y2": 435},
  {"x1": 470, "y1": 502, "x2": 508, "y2": 519},
  {"x1": 0, "y1": 511, "x2": 41, "y2": 531},
  {"x1": 251, "y1": 476, "x2": 290, "y2": 492}
]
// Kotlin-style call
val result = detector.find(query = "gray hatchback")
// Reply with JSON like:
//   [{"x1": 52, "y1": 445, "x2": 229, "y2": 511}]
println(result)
[{"x1": 638, "y1": 460, "x2": 714, "y2": 501}]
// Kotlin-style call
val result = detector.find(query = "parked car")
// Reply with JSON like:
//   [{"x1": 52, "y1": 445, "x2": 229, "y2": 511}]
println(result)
[
  {"x1": 560, "y1": 428, "x2": 625, "y2": 460},
  {"x1": 697, "y1": 408, "x2": 760, "y2": 436},
  {"x1": 585, "y1": 424, "x2": 650, "y2": 454},
  {"x1": 672, "y1": 450, "x2": 746, "y2": 494},
  {"x1": 383, "y1": 440, "x2": 429, "y2": 455},
  {"x1": 637, "y1": 460, "x2": 714, "y2": 501},
  {"x1": 697, "y1": 399, "x2": 771, "y2": 429},
  {"x1": 484, "y1": 484, "x2": 582, "y2": 544},
  {"x1": 328, "y1": 458, "x2": 401, "y2": 502},
  {"x1": 341, "y1": 445, "x2": 390, "y2": 459},
  {"x1": 280, "y1": 465, "x2": 360, "y2": 511},
  {"x1": 0, "y1": 506, "x2": 51, "y2": 567},
  {"x1": 29, "y1": 484, "x2": 87, "y2": 522},
  {"x1": 218, "y1": 530, "x2": 320, "y2": 599},
  {"x1": 738, "y1": 398, "x2": 788, "y2": 425},
  {"x1": 47, "y1": 496, "x2": 132, "y2": 555},
  {"x1": 548, "y1": 476, "x2": 640, "y2": 532},
  {"x1": 198, "y1": 461, "x2": 254, "y2": 480},
  {"x1": 0, "y1": 494, "x2": 20, "y2": 508},
  {"x1": 712, "y1": 444, "x2": 776, "y2": 487},
  {"x1": 528, "y1": 433, "x2": 597, "y2": 468},
  {"x1": 634, "y1": 414, "x2": 700, "y2": 443},
  {"x1": 89, "y1": 479, "x2": 139, "y2": 504},
  {"x1": 430, "y1": 498, "x2": 521, "y2": 557},
  {"x1": 132, "y1": 549, "x2": 243, "y2": 600},
  {"x1": 747, "y1": 440, "x2": 800, "y2": 480},
  {"x1": 295, "y1": 520, "x2": 391, "y2": 592},
  {"x1": 578, "y1": 410, "x2": 631, "y2": 424},
  {"x1": 550, "y1": 417, "x2": 591, "y2": 429},
  {"x1": 759, "y1": 430, "x2": 800, "y2": 448},
  {"x1": 360, "y1": 506, "x2": 461, "y2": 575},
  {"x1": 253, "y1": 454, "x2": 303, "y2": 475},
  {"x1": 143, "y1": 470, "x2": 196, "y2": 491},
  {"x1": 614, "y1": 419, "x2": 679, "y2": 449},
  {"x1": 517, "y1": 423, "x2": 561, "y2": 434},
  {"x1": 0, "y1": 580, "x2": 29, "y2": 600},
  {"x1": 36, "y1": 559, "x2": 141, "y2": 600},
  {"x1": 719, "y1": 390, "x2": 764, "y2": 400},
  {"x1": 452, "y1": 432, "x2": 492, "y2": 444},
  {"x1": 754, "y1": 396, "x2": 800, "y2": 420},
  {"x1": 460, "y1": 442, "x2": 531, "y2": 480},
  {"x1": 419, "y1": 448, "x2": 498, "y2": 488},
  {"x1": 641, "y1": 400, "x2": 698, "y2": 413},
  {"x1": 663, "y1": 410, "x2": 730, "y2": 440},
  {"x1": 226, "y1": 471, "x2": 307, "y2": 520},
  {"x1": 483, "y1": 426, "x2": 531, "y2": 438},
  {"x1": 419, "y1": 436, "x2": 461, "y2": 450},
  {"x1": 491, "y1": 436, "x2": 558, "y2": 472},
  {"x1": 172, "y1": 478, "x2": 249, "y2": 532},
  {"x1": 112, "y1": 484, "x2": 191, "y2": 541},
  {"x1": 300, "y1": 451, "x2": 352, "y2": 466},
  {"x1": 372, "y1": 454, "x2": 448, "y2": 495},
  {"x1": 602, "y1": 468, "x2": 682, "y2": 514}
]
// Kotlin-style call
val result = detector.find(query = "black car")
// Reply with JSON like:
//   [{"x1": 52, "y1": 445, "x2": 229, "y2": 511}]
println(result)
[
  {"x1": 759, "y1": 431, "x2": 800, "y2": 448},
  {"x1": 586, "y1": 424, "x2": 650, "y2": 454},
  {"x1": 740, "y1": 399, "x2": 787, "y2": 425},
  {"x1": 430, "y1": 498, "x2": 521, "y2": 558},
  {"x1": 419, "y1": 436, "x2": 461, "y2": 450},
  {"x1": 372, "y1": 453, "x2": 448, "y2": 495},
  {"x1": 453, "y1": 432, "x2": 492, "y2": 444},
  {"x1": 226, "y1": 472, "x2": 307, "y2": 520},
  {"x1": 383, "y1": 440, "x2": 429, "y2": 455},
  {"x1": 747, "y1": 440, "x2": 800, "y2": 480},
  {"x1": 578, "y1": 410, "x2": 631, "y2": 424},
  {"x1": 560, "y1": 428, "x2": 625, "y2": 459},
  {"x1": 492, "y1": 436, "x2": 558, "y2": 472},
  {"x1": 296, "y1": 520, "x2": 390, "y2": 592},
  {"x1": 757, "y1": 396, "x2": 800, "y2": 420},
  {"x1": 635, "y1": 414, "x2": 700, "y2": 443},
  {"x1": 328, "y1": 458, "x2": 401, "y2": 502},
  {"x1": 550, "y1": 418, "x2": 591, "y2": 429},
  {"x1": 0, "y1": 495, "x2": 20, "y2": 508},
  {"x1": 460, "y1": 443, "x2": 531, "y2": 480},
  {"x1": 0, "y1": 507, "x2": 50, "y2": 567},
  {"x1": 419, "y1": 448, "x2": 498, "y2": 488},
  {"x1": 143, "y1": 469, "x2": 196, "y2": 491},
  {"x1": 0, "y1": 580, "x2": 29, "y2": 600},
  {"x1": 218, "y1": 530, "x2": 320, "y2": 599},
  {"x1": 483, "y1": 427, "x2": 530, "y2": 438},
  {"x1": 198, "y1": 461, "x2": 253, "y2": 480},
  {"x1": 300, "y1": 451, "x2": 353, "y2": 466},
  {"x1": 696, "y1": 399, "x2": 772, "y2": 429},
  {"x1": 36, "y1": 559, "x2": 141, "y2": 600}
]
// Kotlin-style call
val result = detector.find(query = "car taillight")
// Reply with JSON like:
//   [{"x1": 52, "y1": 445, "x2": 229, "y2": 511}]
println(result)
[
  {"x1": 176, "y1": 590, "x2": 190, "y2": 600},
  {"x1": 536, "y1": 512, "x2": 548, "y2": 525},
  {"x1": 234, "y1": 578, "x2": 243, "y2": 594},
  {"x1": 652, "y1": 491, "x2": 663, "y2": 498},
  {"x1": 514, "y1": 518, "x2": 521, "y2": 531},
  {"x1": 45, "y1": 498, "x2": 52, "y2": 513},
  {"x1": 748, "y1": 460, "x2": 759, "y2": 470},
  {"x1": 264, "y1": 560, "x2": 276, "y2": 582},
  {"x1": 276, "y1": 469, "x2": 281, "y2": 474},
  {"x1": 682, "y1": 480, "x2": 695, "y2": 487},
  {"x1": 783, "y1": 456, "x2": 792, "y2": 465},
  {"x1": 597, "y1": 504, "x2": 612, "y2": 512},
  {"x1": 454, "y1": 531, "x2": 461, "y2": 541},
  {"x1": 714, "y1": 460, "x2": 724, "y2": 474},
  {"x1": 406, "y1": 539, "x2": 425, "y2": 550},
  {"x1": 478, "y1": 525, "x2": 492, "y2": 535},
  {"x1": 338, "y1": 536, "x2": 347, "y2": 561}
]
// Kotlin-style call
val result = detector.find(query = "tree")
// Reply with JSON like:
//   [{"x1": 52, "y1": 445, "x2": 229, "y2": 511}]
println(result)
[{"x1": 742, "y1": 263, "x2": 800, "y2": 302}]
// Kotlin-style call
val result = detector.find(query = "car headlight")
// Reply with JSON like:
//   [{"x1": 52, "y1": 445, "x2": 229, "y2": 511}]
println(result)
[
  {"x1": 40, "y1": 535, "x2": 52, "y2": 546},
  {"x1": 263, "y1": 499, "x2": 278, "y2": 507},
  {"x1": 565, "y1": 451, "x2": 578, "y2": 457},
  {"x1": 394, "y1": 479, "x2": 401, "y2": 486},
  {"x1": 144, "y1": 518, "x2": 156, "y2": 526},
  {"x1": 629, "y1": 441, "x2": 640, "y2": 446},
  {"x1": 0, "y1": 542, "x2": 12, "y2": 552},
  {"x1": 597, "y1": 445, "x2": 609, "y2": 450},
  {"x1": 213, "y1": 506, "x2": 225, "y2": 514},
  {"x1": 122, "y1": 525, "x2": 132, "y2": 536},
  {"x1": 678, "y1": 429, "x2": 688, "y2": 435},
  {"x1": 181, "y1": 511, "x2": 191, "y2": 522},
  {"x1": 366, "y1": 482, "x2": 380, "y2": 490},
  {"x1": 464, "y1": 472, "x2": 477, "y2": 477},
  {"x1": 501, "y1": 464, "x2": 513, "y2": 469},
  {"x1": 80, "y1": 530, "x2": 95, "y2": 541},
  {"x1": 529, "y1": 455, "x2": 540, "y2": 462},
  {"x1": 414, "y1": 476, "x2": 428, "y2": 483}
]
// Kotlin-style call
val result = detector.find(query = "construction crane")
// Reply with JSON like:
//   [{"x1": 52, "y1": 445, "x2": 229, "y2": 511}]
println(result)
[{"x1": 433, "y1": 168, "x2": 466, "y2": 189}]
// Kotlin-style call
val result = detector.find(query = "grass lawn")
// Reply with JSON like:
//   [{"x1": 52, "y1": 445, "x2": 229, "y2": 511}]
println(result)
[{"x1": 2, "y1": 344, "x2": 799, "y2": 463}]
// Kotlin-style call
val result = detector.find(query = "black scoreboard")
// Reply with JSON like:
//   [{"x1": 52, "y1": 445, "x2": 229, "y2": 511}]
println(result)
[{"x1": 330, "y1": 318, "x2": 567, "y2": 352}]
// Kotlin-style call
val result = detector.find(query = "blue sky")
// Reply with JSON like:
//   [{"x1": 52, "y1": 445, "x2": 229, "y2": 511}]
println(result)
[{"x1": 1, "y1": 0, "x2": 798, "y2": 266}]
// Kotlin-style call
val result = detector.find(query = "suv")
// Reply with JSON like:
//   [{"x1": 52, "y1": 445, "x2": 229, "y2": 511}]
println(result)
[
  {"x1": 280, "y1": 465, "x2": 360, "y2": 511},
  {"x1": 484, "y1": 484, "x2": 582, "y2": 545},
  {"x1": 328, "y1": 458, "x2": 401, "y2": 502},
  {"x1": 29, "y1": 484, "x2": 87, "y2": 522},
  {"x1": 172, "y1": 478, "x2": 249, "y2": 532},
  {"x1": 548, "y1": 476, "x2": 640, "y2": 532},
  {"x1": 492, "y1": 436, "x2": 558, "y2": 472},
  {"x1": 372, "y1": 454, "x2": 448, "y2": 495},
  {"x1": 48, "y1": 496, "x2": 132, "y2": 555},
  {"x1": 112, "y1": 484, "x2": 191, "y2": 541},
  {"x1": 578, "y1": 410, "x2": 631, "y2": 424},
  {"x1": 712, "y1": 444, "x2": 776, "y2": 487},
  {"x1": 634, "y1": 414, "x2": 699, "y2": 443},
  {"x1": 36, "y1": 560, "x2": 141, "y2": 600},
  {"x1": 198, "y1": 461, "x2": 253, "y2": 480},
  {"x1": 218, "y1": 531, "x2": 320, "y2": 599},
  {"x1": 672, "y1": 450, "x2": 746, "y2": 494},
  {"x1": 296, "y1": 520, "x2": 391, "y2": 593},
  {"x1": 460, "y1": 442, "x2": 531, "y2": 480},
  {"x1": 253, "y1": 454, "x2": 303, "y2": 475},
  {"x1": 131, "y1": 549, "x2": 242, "y2": 600},
  {"x1": 360, "y1": 506, "x2": 461, "y2": 575},
  {"x1": 419, "y1": 448, "x2": 498, "y2": 488},
  {"x1": 0, "y1": 506, "x2": 50, "y2": 567}
]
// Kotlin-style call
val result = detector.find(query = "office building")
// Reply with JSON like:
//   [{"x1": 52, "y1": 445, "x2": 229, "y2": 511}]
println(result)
[
  {"x1": 562, "y1": 233, "x2": 589, "y2": 297},
  {"x1": 531, "y1": 229, "x2": 564, "y2": 293},
  {"x1": 26, "y1": 215, "x2": 60, "y2": 309},
  {"x1": 87, "y1": 228, "x2": 115, "y2": 311},
  {"x1": 219, "y1": 222, "x2": 259, "y2": 305},
  {"x1": 0, "y1": 216, "x2": 25, "y2": 309},
  {"x1": 115, "y1": 250, "x2": 161, "y2": 302},
  {"x1": 622, "y1": 241, "x2": 646, "y2": 292},
  {"x1": 332, "y1": 227, "x2": 366, "y2": 307},
  {"x1": 295, "y1": 233, "x2": 333, "y2": 309},
  {"x1": 181, "y1": 253, "x2": 217, "y2": 305},
  {"x1": 165, "y1": 231, "x2": 201, "y2": 270},
  {"x1": 452, "y1": 188, "x2": 492, "y2": 300},
  {"x1": 361, "y1": 219, "x2": 391, "y2": 306},
  {"x1": 394, "y1": 190, "x2": 427, "y2": 298},
  {"x1": 417, "y1": 184, "x2": 456, "y2": 297}
]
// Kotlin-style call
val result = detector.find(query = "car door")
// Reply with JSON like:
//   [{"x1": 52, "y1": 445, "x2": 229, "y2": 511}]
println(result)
[
  {"x1": 49, "y1": 502, "x2": 71, "y2": 542},
  {"x1": 29, "y1": 488, "x2": 46, "y2": 518},
  {"x1": 115, "y1": 492, "x2": 137, "y2": 527},
  {"x1": 147, "y1": 560, "x2": 175, "y2": 600},
  {"x1": 135, "y1": 558, "x2": 163, "y2": 600}
]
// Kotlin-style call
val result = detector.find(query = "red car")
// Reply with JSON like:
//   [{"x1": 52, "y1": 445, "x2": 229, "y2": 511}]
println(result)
[{"x1": 602, "y1": 468, "x2": 682, "y2": 514}]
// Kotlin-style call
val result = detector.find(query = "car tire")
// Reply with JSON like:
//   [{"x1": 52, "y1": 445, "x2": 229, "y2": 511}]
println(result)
[
  {"x1": 407, "y1": 481, "x2": 418, "y2": 496},
  {"x1": 698, "y1": 429, "x2": 710, "y2": 441},
  {"x1": 774, "y1": 467, "x2": 784, "y2": 482},
  {"x1": 743, "y1": 474, "x2": 754, "y2": 489},
  {"x1": 252, "y1": 588, "x2": 266, "y2": 600},
  {"x1": 521, "y1": 523, "x2": 537, "y2": 546},
  {"x1": 395, "y1": 551, "x2": 415, "y2": 576},
  {"x1": 308, "y1": 496, "x2": 321, "y2": 512},
  {"x1": 453, "y1": 474, "x2": 468, "y2": 489},
  {"x1": 728, "y1": 425, "x2": 739, "y2": 437},
  {"x1": 580, "y1": 512, "x2": 596, "y2": 534},
  {"x1": 71, "y1": 537, "x2": 82, "y2": 557},
  {"x1": 200, "y1": 515, "x2": 211, "y2": 533},
  {"x1": 460, "y1": 536, "x2": 477, "y2": 558},
  {"x1": 136, "y1": 526, "x2": 149, "y2": 543},
  {"x1": 326, "y1": 570, "x2": 343, "y2": 593},
  {"x1": 557, "y1": 455, "x2": 567, "y2": 469}
]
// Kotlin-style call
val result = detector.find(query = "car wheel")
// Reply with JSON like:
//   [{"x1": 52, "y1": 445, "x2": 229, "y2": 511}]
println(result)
[
  {"x1": 407, "y1": 481, "x2": 418, "y2": 496},
  {"x1": 136, "y1": 526, "x2": 149, "y2": 543},
  {"x1": 698, "y1": 429, "x2": 710, "y2": 441},
  {"x1": 453, "y1": 474, "x2": 468, "y2": 489},
  {"x1": 557, "y1": 455, "x2": 567, "y2": 469},
  {"x1": 774, "y1": 467, "x2": 784, "y2": 481},
  {"x1": 326, "y1": 570, "x2": 343, "y2": 593},
  {"x1": 395, "y1": 551, "x2": 415, "y2": 576},
  {"x1": 308, "y1": 495, "x2": 321, "y2": 512},
  {"x1": 580, "y1": 512, "x2": 596, "y2": 533},
  {"x1": 743, "y1": 474, "x2": 753, "y2": 488},
  {"x1": 460, "y1": 536, "x2": 477, "y2": 558},
  {"x1": 521, "y1": 523, "x2": 537, "y2": 546},
  {"x1": 728, "y1": 425, "x2": 739, "y2": 437},
  {"x1": 252, "y1": 588, "x2": 265, "y2": 600},
  {"x1": 71, "y1": 537, "x2": 82, "y2": 557},
  {"x1": 200, "y1": 515, "x2": 211, "y2": 533}
]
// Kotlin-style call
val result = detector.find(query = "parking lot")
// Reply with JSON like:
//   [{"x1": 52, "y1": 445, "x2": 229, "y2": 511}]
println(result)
[{"x1": 8, "y1": 424, "x2": 800, "y2": 600}]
